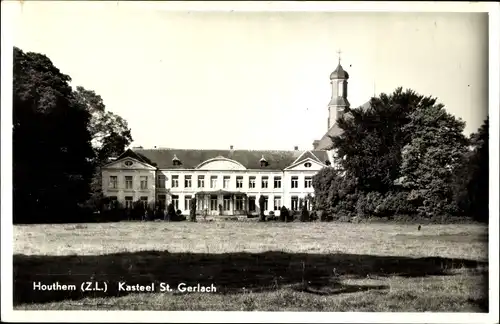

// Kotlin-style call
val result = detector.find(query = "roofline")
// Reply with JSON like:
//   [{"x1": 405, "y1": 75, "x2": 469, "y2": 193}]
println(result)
[
  {"x1": 284, "y1": 156, "x2": 327, "y2": 171},
  {"x1": 101, "y1": 156, "x2": 157, "y2": 169},
  {"x1": 194, "y1": 156, "x2": 247, "y2": 170},
  {"x1": 133, "y1": 148, "x2": 317, "y2": 154}
]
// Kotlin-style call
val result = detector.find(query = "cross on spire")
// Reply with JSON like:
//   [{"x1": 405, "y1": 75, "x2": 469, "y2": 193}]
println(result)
[{"x1": 337, "y1": 49, "x2": 342, "y2": 64}]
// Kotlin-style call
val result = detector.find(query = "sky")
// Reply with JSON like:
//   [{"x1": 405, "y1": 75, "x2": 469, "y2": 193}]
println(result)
[{"x1": 10, "y1": 2, "x2": 489, "y2": 150}]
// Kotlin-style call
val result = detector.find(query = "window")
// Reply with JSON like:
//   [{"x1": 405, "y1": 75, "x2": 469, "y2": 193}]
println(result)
[
  {"x1": 140, "y1": 176, "x2": 148, "y2": 189},
  {"x1": 291, "y1": 176, "x2": 299, "y2": 189},
  {"x1": 210, "y1": 176, "x2": 218, "y2": 188},
  {"x1": 274, "y1": 196, "x2": 281, "y2": 211},
  {"x1": 338, "y1": 81, "x2": 343, "y2": 96},
  {"x1": 262, "y1": 196, "x2": 268, "y2": 211},
  {"x1": 125, "y1": 176, "x2": 133, "y2": 189},
  {"x1": 124, "y1": 160, "x2": 134, "y2": 167},
  {"x1": 172, "y1": 195, "x2": 179, "y2": 210},
  {"x1": 223, "y1": 195, "x2": 231, "y2": 211},
  {"x1": 109, "y1": 176, "x2": 118, "y2": 189},
  {"x1": 184, "y1": 195, "x2": 192, "y2": 210},
  {"x1": 291, "y1": 196, "x2": 299, "y2": 211},
  {"x1": 236, "y1": 176, "x2": 243, "y2": 188},
  {"x1": 223, "y1": 176, "x2": 230, "y2": 189},
  {"x1": 172, "y1": 175, "x2": 179, "y2": 188},
  {"x1": 304, "y1": 176, "x2": 312, "y2": 188},
  {"x1": 184, "y1": 175, "x2": 192, "y2": 188},
  {"x1": 198, "y1": 175, "x2": 205, "y2": 188},
  {"x1": 157, "y1": 175, "x2": 166, "y2": 188},
  {"x1": 248, "y1": 196, "x2": 256, "y2": 212},
  {"x1": 273, "y1": 176, "x2": 281, "y2": 189},
  {"x1": 210, "y1": 195, "x2": 218, "y2": 211},
  {"x1": 157, "y1": 194, "x2": 166, "y2": 209},
  {"x1": 304, "y1": 162, "x2": 312, "y2": 168},
  {"x1": 235, "y1": 196, "x2": 244, "y2": 210},
  {"x1": 125, "y1": 196, "x2": 133, "y2": 209},
  {"x1": 140, "y1": 196, "x2": 148, "y2": 208},
  {"x1": 249, "y1": 176, "x2": 256, "y2": 188},
  {"x1": 261, "y1": 176, "x2": 268, "y2": 189}
]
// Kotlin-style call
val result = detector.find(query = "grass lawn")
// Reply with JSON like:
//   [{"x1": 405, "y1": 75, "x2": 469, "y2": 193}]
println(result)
[{"x1": 13, "y1": 221, "x2": 488, "y2": 311}]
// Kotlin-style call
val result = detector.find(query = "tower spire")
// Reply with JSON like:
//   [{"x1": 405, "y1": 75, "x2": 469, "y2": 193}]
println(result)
[{"x1": 336, "y1": 49, "x2": 342, "y2": 64}]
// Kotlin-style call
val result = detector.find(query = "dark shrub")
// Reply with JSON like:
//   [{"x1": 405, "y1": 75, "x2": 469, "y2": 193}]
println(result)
[
  {"x1": 267, "y1": 211, "x2": 276, "y2": 221},
  {"x1": 300, "y1": 204, "x2": 310, "y2": 222},
  {"x1": 309, "y1": 211, "x2": 318, "y2": 221},
  {"x1": 189, "y1": 197, "x2": 197, "y2": 222},
  {"x1": 318, "y1": 210, "x2": 333, "y2": 222},
  {"x1": 279, "y1": 206, "x2": 289, "y2": 222},
  {"x1": 378, "y1": 191, "x2": 417, "y2": 217},
  {"x1": 355, "y1": 191, "x2": 384, "y2": 218},
  {"x1": 218, "y1": 204, "x2": 223, "y2": 216},
  {"x1": 166, "y1": 203, "x2": 176, "y2": 221}
]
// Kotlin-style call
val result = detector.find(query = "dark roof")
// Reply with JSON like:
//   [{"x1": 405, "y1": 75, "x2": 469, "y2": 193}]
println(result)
[
  {"x1": 330, "y1": 63, "x2": 349, "y2": 80},
  {"x1": 291, "y1": 150, "x2": 323, "y2": 166},
  {"x1": 115, "y1": 148, "x2": 330, "y2": 170},
  {"x1": 315, "y1": 100, "x2": 371, "y2": 151}
]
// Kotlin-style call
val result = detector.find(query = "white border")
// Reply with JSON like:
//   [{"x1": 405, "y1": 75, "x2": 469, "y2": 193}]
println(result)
[{"x1": 1, "y1": 1, "x2": 499, "y2": 323}]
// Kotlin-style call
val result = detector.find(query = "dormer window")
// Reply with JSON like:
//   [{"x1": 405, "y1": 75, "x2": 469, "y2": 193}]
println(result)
[
  {"x1": 172, "y1": 154, "x2": 182, "y2": 166},
  {"x1": 259, "y1": 155, "x2": 268, "y2": 167}
]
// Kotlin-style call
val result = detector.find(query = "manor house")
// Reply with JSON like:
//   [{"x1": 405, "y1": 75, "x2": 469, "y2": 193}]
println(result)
[{"x1": 101, "y1": 59, "x2": 368, "y2": 216}]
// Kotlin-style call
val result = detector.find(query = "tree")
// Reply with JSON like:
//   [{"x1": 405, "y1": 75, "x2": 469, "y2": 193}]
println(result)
[
  {"x1": 13, "y1": 47, "x2": 94, "y2": 223},
  {"x1": 74, "y1": 87, "x2": 133, "y2": 211},
  {"x1": 326, "y1": 87, "x2": 469, "y2": 220},
  {"x1": 331, "y1": 88, "x2": 420, "y2": 193},
  {"x1": 258, "y1": 195, "x2": 266, "y2": 221},
  {"x1": 300, "y1": 203, "x2": 310, "y2": 222},
  {"x1": 190, "y1": 197, "x2": 197, "y2": 222},
  {"x1": 312, "y1": 167, "x2": 358, "y2": 220},
  {"x1": 452, "y1": 117, "x2": 489, "y2": 222},
  {"x1": 400, "y1": 102, "x2": 469, "y2": 217}
]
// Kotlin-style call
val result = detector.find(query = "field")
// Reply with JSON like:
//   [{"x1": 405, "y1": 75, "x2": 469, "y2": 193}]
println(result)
[{"x1": 13, "y1": 221, "x2": 488, "y2": 311}]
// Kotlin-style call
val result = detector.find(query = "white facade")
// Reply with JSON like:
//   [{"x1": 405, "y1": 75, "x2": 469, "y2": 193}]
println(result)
[{"x1": 102, "y1": 153, "x2": 325, "y2": 216}]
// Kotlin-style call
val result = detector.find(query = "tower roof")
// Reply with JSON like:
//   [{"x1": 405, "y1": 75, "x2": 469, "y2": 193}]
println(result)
[{"x1": 330, "y1": 63, "x2": 349, "y2": 80}]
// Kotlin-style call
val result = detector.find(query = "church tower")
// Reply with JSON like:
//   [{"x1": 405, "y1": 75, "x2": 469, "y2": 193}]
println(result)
[{"x1": 327, "y1": 51, "x2": 350, "y2": 130}]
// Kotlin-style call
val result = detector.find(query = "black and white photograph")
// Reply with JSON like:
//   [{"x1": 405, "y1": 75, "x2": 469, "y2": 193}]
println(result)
[{"x1": 1, "y1": 1, "x2": 499, "y2": 323}]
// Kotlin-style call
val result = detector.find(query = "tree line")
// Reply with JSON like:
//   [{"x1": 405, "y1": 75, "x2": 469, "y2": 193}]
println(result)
[
  {"x1": 13, "y1": 47, "x2": 132, "y2": 223},
  {"x1": 312, "y1": 88, "x2": 489, "y2": 223},
  {"x1": 12, "y1": 47, "x2": 488, "y2": 224}
]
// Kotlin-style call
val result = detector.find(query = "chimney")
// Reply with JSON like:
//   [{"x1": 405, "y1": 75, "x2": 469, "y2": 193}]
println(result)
[
  {"x1": 230, "y1": 145, "x2": 234, "y2": 150},
  {"x1": 312, "y1": 140, "x2": 320, "y2": 150},
  {"x1": 294, "y1": 146, "x2": 299, "y2": 151}
]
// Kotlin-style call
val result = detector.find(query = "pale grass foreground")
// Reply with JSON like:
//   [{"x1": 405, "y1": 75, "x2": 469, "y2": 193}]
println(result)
[{"x1": 13, "y1": 221, "x2": 488, "y2": 312}]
